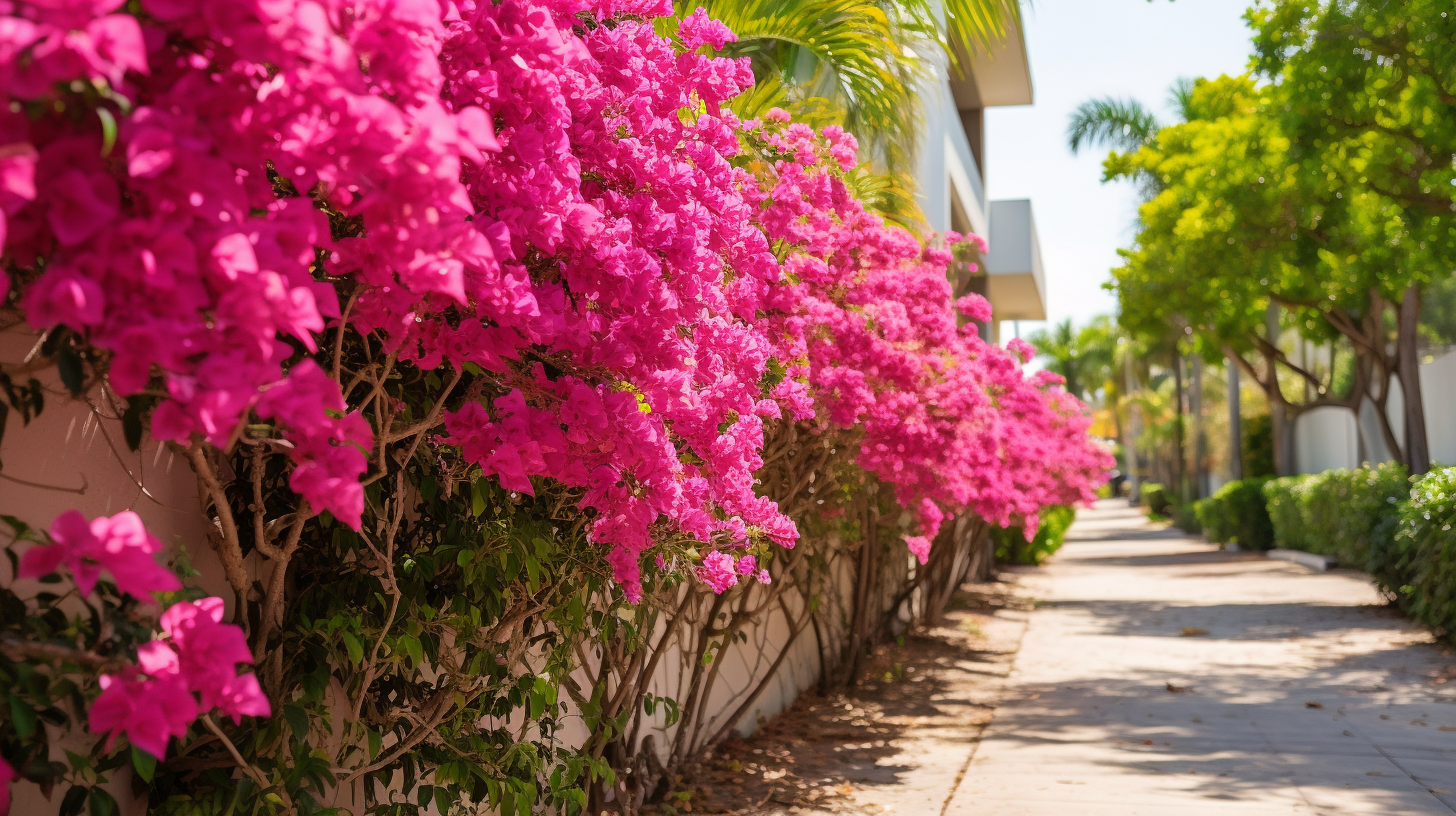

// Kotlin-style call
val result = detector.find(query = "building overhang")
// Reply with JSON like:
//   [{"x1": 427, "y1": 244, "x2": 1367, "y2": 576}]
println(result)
[
  {"x1": 983, "y1": 199, "x2": 1045, "y2": 321},
  {"x1": 946, "y1": 18, "x2": 1034, "y2": 111}
]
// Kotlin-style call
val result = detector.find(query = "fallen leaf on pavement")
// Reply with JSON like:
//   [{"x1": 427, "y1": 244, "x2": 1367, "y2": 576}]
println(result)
[
  {"x1": 1166, "y1": 682, "x2": 1192, "y2": 693},
  {"x1": 1180, "y1": 628, "x2": 1209, "y2": 637}
]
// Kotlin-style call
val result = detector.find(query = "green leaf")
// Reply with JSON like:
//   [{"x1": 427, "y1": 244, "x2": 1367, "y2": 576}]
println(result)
[
  {"x1": 400, "y1": 635, "x2": 424, "y2": 667},
  {"x1": 88, "y1": 788, "x2": 119, "y2": 816},
  {"x1": 283, "y1": 704, "x2": 310, "y2": 741},
  {"x1": 471, "y1": 480, "x2": 487, "y2": 517},
  {"x1": 96, "y1": 108, "x2": 118, "y2": 158},
  {"x1": 56, "y1": 346, "x2": 85, "y2": 396},
  {"x1": 10, "y1": 695, "x2": 38, "y2": 740},
  {"x1": 121, "y1": 398, "x2": 146, "y2": 452},
  {"x1": 366, "y1": 728, "x2": 382, "y2": 761},
  {"x1": 130, "y1": 746, "x2": 157, "y2": 784},
  {"x1": 342, "y1": 632, "x2": 364, "y2": 665},
  {"x1": 59, "y1": 785, "x2": 87, "y2": 816}
]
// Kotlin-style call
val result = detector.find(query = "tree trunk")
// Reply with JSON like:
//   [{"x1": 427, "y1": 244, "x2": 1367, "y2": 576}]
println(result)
[
  {"x1": 1124, "y1": 350, "x2": 1141, "y2": 502},
  {"x1": 1398, "y1": 285, "x2": 1430, "y2": 475},
  {"x1": 1191, "y1": 355, "x2": 1206, "y2": 498},
  {"x1": 1226, "y1": 357, "x2": 1242, "y2": 481},
  {"x1": 844, "y1": 491, "x2": 878, "y2": 684},
  {"x1": 1265, "y1": 304, "x2": 1295, "y2": 476},
  {"x1": 1173, "y1": 350, "x2": 1186, "y2": 500}
]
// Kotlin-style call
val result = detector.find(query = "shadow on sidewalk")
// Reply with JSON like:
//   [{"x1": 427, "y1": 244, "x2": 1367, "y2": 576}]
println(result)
[
  {"x1": 1034, "y1": 598, "x2": 1408, "y2": 640},
  {"x1": 976, "y1": 646, "x2": 1456, "y2": 811},
  {"x1": 655, "y1": 581, "x2": 1028, "y2": 815}
]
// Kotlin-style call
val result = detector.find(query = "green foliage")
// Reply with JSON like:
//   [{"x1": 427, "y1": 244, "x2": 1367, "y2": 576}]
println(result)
[
  {"x1": 0, "y1": 515, "x2": 197, "y2": 816},
  {"x1": 1263, "y1": 464, "x2": 1410, "y2": 572},
  {"x1": 1262, "y1": 475, "x2": 1313, "y2": 552},
  {"x1": 1299, "y1": 464, "x2": 1411, "y2": 571},
  {"x1": 1173, "y1": 501, "x2": 1202, "y2": 536},
  {"x1": 702, "y1": 0, "x2": 1019, "y2": 223},
  {"x1": 1196, "y1": 478, "x2": 1275, "y2": 550},
  {"x1": 1242, "y1": 413, "x2": 1275, "y2": 479},
  {"x1": 992, "y1": 506, "x2": 1076, "y2": 566},
  {"x1": 1027, "y1": 316, "x2": 1118, "y2": 403},
  {"x1": 1389, "y1": 468, "x2": 1456, "y2": 638},
  {"x1": 1140, "y1": 482, "x2": 1171, "y2": 516}
]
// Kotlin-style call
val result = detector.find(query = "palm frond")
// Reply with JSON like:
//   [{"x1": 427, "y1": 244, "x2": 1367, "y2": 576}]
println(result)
[
  {"x1": 845, "y1": 164, "x2": 926, "y2": 228},
  {"x1": 1066, "y1": 97, "x2": 1161, "y2": 154},
  {"x1": 1168, "y1": 77, "x2": 1198, "y2": 123},
  {"x1": 931, "y1": 0, "x2": 1023, "y2": 77},
  {"x1": 686, "y1": 0, "x2": 928, "y2": 175}
]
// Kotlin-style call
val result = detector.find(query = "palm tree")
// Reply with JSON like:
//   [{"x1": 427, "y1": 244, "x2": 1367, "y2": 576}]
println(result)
[
  {"x1": 686, "y1": 0, "x2": 1022, "y2": 222},
  {"x1": 1027, "y1": 316, "x2": 1119, "y2": 404},
  {"x1": 1065, "y1": 78, "x2": 1197, "y2": 195},
  {"x1": 1066, "y1": 77, "x2": 1196, "y2": 155}
]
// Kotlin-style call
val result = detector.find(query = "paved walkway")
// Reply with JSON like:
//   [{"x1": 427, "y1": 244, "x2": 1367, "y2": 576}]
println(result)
[{"x1": 945, "y1": 499, "x2": 1456, "y2": 815}]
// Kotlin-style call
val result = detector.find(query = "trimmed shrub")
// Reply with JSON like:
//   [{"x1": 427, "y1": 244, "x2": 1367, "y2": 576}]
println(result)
[
  {"x1": 1303, "y1": 463, "x2": 1410, "y2": 570},
  {"x1": 993, "y1": 505, "x2": 1078, "y2": 565},
  {"x1": 1263, "y1": 475, "x2": 1313, "y2": 552},
  {"x1": 1388, "y1": 467, "x2": 1456, "y2": 637},
  {"x1": 1264, "y1": 464, "x2": 1409, "y2": 570},
  {"x1": 1142, "y1": 482, "x2": 1172, "y2": 516},
  {"x1": 1197, "y1": 477, "x2": 1275, "y2": 550},
  {"x1": 1174, "y1": 500, "x2": 1204, "y2": 535}
]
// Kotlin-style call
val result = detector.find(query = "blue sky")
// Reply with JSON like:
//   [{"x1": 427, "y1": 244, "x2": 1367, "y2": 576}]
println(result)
[{"x1": 986, "y1": 0, "x2": 1257, "y2": 339}]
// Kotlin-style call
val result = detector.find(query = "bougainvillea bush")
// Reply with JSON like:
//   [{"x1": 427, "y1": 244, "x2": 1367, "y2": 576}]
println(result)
[{"x1": 0, "y1": 0, "x2": 1108, "y2": 813}]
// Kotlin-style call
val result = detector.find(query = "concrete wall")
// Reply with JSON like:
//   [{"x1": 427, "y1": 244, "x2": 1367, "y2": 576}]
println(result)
[
  {"x1": 1293, "y1": 405, "x2": 1360, "y2": 474},
  {"x1": 916, "y1": 71, "x2": 988, "y2": 237},
  {"x1": 1291, "y1": 348, "x2": 1456, "y2": 472},
  {"x1": 1422, "y1": 350, "x2": 1456, "y2": 465}
]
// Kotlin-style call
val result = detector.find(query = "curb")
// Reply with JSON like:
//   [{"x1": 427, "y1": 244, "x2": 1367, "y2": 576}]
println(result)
[{"x1": 1267, "y1": 548, "x2": 1337, "y2": 572}]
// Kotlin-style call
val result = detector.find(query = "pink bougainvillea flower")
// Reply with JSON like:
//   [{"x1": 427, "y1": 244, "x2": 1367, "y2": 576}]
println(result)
[
  {"x1": 0, "y1": 754, "x2": 12, "y2": 816},
  {"x1": 88, "y1": 672, "x2": 197, "y2": 759},
  {"x1": 160, "y1": 598, "x2": 267, "y2": 718},
  {"x1": 1007, "y1": 337, "x2": 1036, "y2": 364},
  {"x1": 0, "y1": 0, "x2": 1107, "y2": 604},
  {"x1": 697, "y1": 550, "x2": 739, "y2": 594},
  {"x1": 18, "y1": 510, "x2": 181, "y2": 601},
  {"x1": 89, "y1": 597, "x2": 268, "y2": 758},
  {"x1": 905, "y1": 535, "x2": 933, "y2": 566},
  {"x1": 212, "y1": 672, "x2": 271, "y2": 724},
  {"x1": 735, "y1": 554, "x2": 758, "y2": 576}
]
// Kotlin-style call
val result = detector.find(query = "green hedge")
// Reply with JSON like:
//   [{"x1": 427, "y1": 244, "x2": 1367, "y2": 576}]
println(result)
[
  {"x1": 1141, "y1": 482, "x2": 1172, "y2": 516},
  {"x1": 1196, "y1": 477, "x2": 1275, "y2": 550},
  {"x1": 1174, "y1": 500, "x2": 1203, "y2": 535},
  {"x1": 1182, "y1": 462, "x2": 1456, "y2": 642},
  {"x1": 1263, "y1": 475, "x2": 1313, "y2": 552},
  {"x1": 1388, "y1": 468, "x2": 1456, "y2": 636},
  {"x1": 1264, "y1": 464, "x2": 1409, "y2": 571},
  {"x1": 993, "y1": 505, "x2": 1077, "y2": 565}
]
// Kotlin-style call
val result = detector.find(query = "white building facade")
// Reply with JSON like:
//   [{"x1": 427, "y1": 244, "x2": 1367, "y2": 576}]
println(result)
[{"x1": 916, "y1": 21, "x2": 1046, "y2": 342}]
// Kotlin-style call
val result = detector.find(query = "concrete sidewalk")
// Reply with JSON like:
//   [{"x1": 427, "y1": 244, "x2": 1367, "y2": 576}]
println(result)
[{"x1": 945, "y1": 499, "x2": 1456, "y2": 816}]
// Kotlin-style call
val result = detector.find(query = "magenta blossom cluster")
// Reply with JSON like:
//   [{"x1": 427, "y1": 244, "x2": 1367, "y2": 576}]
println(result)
[
  {"x1": 742, "y1": 115, "x2": 1112, "y2": 557},
  {"x1": 18, "y1": 510, "x2": 181, "y2": 600},
  {"x1": 14, "y1": 510, "x2": 268, "y2": 761},
  {"x1": 0, "y1": 0, "x2": 1105, "y2": 604},
  {"x1": 90, "y1": 597, "x2": 269, "y2": 758}
]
